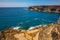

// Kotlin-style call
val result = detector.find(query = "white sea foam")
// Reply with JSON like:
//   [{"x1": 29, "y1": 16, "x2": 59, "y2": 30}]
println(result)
[
  {"x1": 28, "y1": 27, "x2": 35, "y2": 30},
  {"x1": 28, "y1": 24, "x2": 47, "y2": 30},
  {"x1": 28, "y1": 25, "x2": 42, "y2": 30},
  {"x1": 13, "y1": 27, "x2": 20, "y2": 30},
  {"x1": 39, "y1": 25, "x2": 42, "y2": 27}
]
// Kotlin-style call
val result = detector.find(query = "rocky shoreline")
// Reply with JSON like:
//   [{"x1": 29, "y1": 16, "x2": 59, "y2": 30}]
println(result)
[
  {"x1": 0, "y1": 18, "x2": 60, "y2": 40},
  {"x1": 28, "y1": 5, "x2": 60, "y2": 13}
]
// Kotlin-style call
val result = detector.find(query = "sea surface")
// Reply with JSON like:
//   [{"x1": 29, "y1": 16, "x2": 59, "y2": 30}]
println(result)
[{"x1": 0, "y1": 7, "x2": 60, "y2": 31}]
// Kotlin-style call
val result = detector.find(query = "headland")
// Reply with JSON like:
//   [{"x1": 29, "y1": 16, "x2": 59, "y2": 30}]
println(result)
[{"x1": 28, "y1": 5, "x2": 60, "y2": 13}]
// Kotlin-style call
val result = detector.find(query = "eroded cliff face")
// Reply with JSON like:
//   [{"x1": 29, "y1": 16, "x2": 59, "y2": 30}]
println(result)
[
  {"x1": 0, "y1": 28, "x2": 19, "y2": 40},
  {"x1": 28, "y1": 5, "x2": 60, "y2": 13},
  {"x1": 0, "y1": 18, "x2": 60, "y2": 40}
]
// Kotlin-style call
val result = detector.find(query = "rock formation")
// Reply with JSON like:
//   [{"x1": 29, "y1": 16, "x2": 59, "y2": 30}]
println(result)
[
  {"x1": 28, "y1": 5, "x2": 60, "y2": 13},
  {"x1": 0, "y1": 18, "x2": 60, "y2": 40},
  {"x1": 0, "y1": 28, "x2": 19, "y2": 40}
]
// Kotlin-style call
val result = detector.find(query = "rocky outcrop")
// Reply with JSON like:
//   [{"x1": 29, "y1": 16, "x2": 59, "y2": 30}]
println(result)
[
  {"x1": 0, "y1": 18, "x2": 60, "y2": 40},
  {"x1": 28, "y1": 5, "x2": 60, "y2": 13},
  {"x1": 14, "y1": 18, "x2": 60, "y2": 40},
  {"x1": 0, "y1": 28, "x2": 19, "y2": 40}
]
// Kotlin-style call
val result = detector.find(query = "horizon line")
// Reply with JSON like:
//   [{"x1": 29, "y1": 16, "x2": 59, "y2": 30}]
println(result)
[{"x1": 0, "y1": 4, "x2": 60, "y2": 7}]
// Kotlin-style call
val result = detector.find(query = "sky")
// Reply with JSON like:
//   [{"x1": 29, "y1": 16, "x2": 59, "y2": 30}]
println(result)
[{"x1": 0, "y1": 0, "x2": 60, "y2": 7}]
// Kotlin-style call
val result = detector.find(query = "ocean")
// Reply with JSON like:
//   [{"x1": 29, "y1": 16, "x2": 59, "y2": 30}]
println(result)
[{"x1": 0, "y1": 7, "x2": 60, "y2": 31}]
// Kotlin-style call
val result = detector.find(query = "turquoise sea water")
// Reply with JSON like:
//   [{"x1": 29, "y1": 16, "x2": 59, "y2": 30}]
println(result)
[{"x1": 0, "y1": 7, "x2": 60, "y2": 31}]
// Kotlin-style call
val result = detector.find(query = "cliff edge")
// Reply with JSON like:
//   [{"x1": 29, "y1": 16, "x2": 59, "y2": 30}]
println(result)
[
  {"x1": 28, "y1": 5, "x2": 60, "y2": 13},
  {"x1": 0, "y1": 18, "x2": 60, "y2": 40}
]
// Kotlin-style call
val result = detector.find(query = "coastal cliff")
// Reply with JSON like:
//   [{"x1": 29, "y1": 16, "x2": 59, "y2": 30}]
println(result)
[
  {"x1": 28, "y1": 5, "x2": 60, "y2": 13},
  {"x1": 0, "y1": 18, "x2": 60, "y2": 40}
]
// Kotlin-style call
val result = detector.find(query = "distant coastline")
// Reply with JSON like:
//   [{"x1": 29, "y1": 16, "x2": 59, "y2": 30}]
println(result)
[{"x1": 28, "y1": 5, "x2": 60, "y2": 13}]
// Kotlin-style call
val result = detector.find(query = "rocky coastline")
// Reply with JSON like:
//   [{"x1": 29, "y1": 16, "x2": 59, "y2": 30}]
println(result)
[
  {"x1": 28, "y1": 5, "x2": 60, "y2": 13},
  {"x1": 0, "y1": 18, "x2": 60, "y2": 40}
]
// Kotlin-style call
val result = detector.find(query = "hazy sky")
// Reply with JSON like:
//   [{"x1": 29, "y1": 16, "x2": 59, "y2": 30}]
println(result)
[{"x1": 0, "y1": 0, "x2": 60, "y2": 7}]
